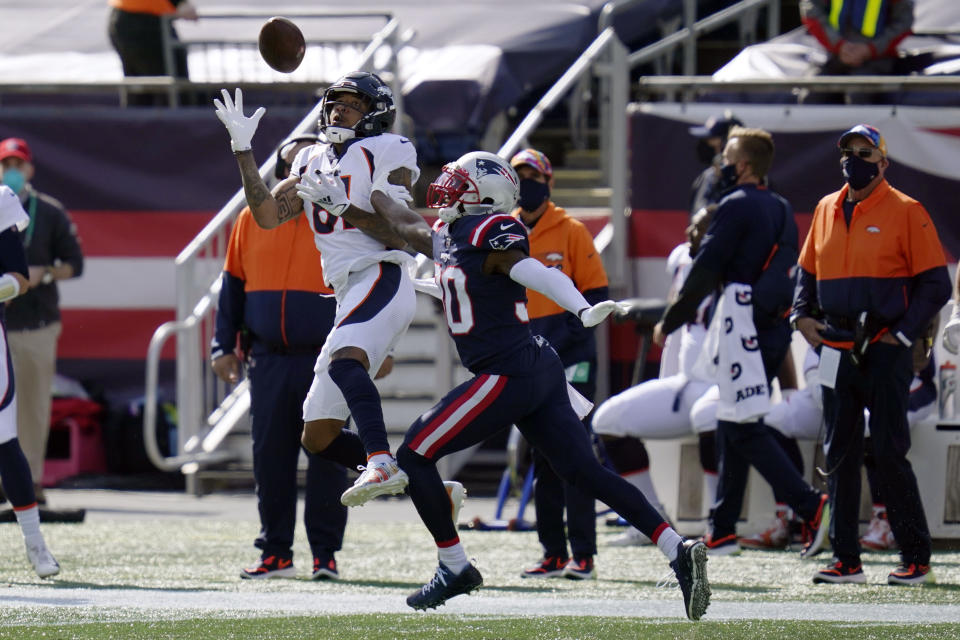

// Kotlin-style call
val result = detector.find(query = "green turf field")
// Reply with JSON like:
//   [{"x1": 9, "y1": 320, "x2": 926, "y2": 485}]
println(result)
[{"x1": 1, "y1": 511, "x2": 958, "y2": 639}]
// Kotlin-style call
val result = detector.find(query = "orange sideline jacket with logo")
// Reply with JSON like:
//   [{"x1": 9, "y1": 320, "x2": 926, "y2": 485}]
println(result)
[{"x1": 795, "y1": 179, "x2": 950, "y2": 346}]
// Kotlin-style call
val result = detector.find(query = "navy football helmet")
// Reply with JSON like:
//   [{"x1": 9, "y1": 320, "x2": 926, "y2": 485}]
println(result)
[
  {"x1": 427, "y1": 151, "x2": 519, "y2": 223},
  {"x1": 318, "y1": 71, "x2": 396, "y2": 143}
]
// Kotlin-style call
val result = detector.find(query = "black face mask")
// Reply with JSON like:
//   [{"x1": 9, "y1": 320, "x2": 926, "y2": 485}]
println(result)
[
  {"x1": 716, "y1": 163, "x2": 740, "y2": 194},
  {"x1": 517, "y1": 178, "x2": 550, "y2": 213},
  {"x1": 842, "y1": 155, "x2": 880, "y2": 190},
  {"x1": 696, "y1": 139, "x2": 716, "y2": 166}
]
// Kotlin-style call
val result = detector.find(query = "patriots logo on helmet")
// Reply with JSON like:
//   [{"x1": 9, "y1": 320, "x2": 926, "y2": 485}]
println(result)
[
  {"x1": 475, "y1": 158, "x2": 517, "y2": 185},
  {"x1": 490, "y1": 232, "x2": 525, "y2": 250}
]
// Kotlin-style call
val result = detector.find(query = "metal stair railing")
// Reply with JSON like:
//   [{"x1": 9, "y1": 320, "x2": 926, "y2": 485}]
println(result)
[
  {"x1": 142, "y1": 16, "x2": 407, "y2": 493},
  {"x1": 498, "y1": 0, "x2": 779, "y2": 401},
  {"x1": 159, "y1": 9, "x2": 409, "y2": 122}
]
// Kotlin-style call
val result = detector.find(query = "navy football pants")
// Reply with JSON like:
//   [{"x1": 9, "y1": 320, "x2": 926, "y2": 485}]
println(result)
[
  {"x1": 249, "y1": 350, "x2": 347, "y2": 560},
  {"x1": 531, "y1": 374, "x2": 597, "y2": 560},
  {"x1": 822, "y1": 342, "x2": 931, "y2": 566},
  {"x1": 398, "y1": 348, "x2": 665, "y2": 548}
]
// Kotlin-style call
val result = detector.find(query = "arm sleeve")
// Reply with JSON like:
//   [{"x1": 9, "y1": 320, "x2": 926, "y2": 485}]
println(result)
[
  {"x1": 800, "y1": 0, "x2": 843, "y2": 53},
  {"x1": 792, "y1": 204, "x2": 822, "y2": 320},
  {"x1": 509, "y1": 257, "x2": 590, "y2": 317},
  {"x1": 890, "y1": 203, "x2": 950, "y2": 344},
  {"x1": 211, "y1": 215, "x2": 248, "y2": 359},
  {"x1": 792, "y1": 266, "x2": 820, "y2": 321},
  {"x1": 661, "y1": 200, "x2": 741, "y2": 333},
  {"x1": 660, "y1": 262, "x2": 721, "y2": 335}
]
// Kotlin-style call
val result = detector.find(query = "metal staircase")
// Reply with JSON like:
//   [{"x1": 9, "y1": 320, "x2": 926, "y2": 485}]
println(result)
[{"x1": 142, "y1": 0, "x2": 782, "y2": 495}]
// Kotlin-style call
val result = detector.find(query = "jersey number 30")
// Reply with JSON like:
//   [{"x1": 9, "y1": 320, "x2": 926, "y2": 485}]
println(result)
[{"x1": 439, "y1": 266, "x2": 474, "y2": 335}]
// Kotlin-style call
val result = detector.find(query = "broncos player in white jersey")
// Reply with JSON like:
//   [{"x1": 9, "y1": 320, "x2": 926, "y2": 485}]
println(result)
[
  {"x1": 0, "y1": 186, "x2": 59, "y2": 578},
  {"x1": 215, "y1": 72, "x2": 421, "y2": 507}
]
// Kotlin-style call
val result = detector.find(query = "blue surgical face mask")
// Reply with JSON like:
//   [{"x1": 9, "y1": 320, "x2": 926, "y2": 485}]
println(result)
[
  {"x1": 841, "y1": 155, "x2": 880, "y2": 191},
  {"x1": 517, "y1": 178, "x2": 550, "y2": 213},
  {"x1": 1, "y1": 167, "x2": 25, "y2": 194}
]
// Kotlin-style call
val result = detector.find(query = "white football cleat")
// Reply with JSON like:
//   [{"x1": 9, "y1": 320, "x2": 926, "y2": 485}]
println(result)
[
  {"x1": 607, "y1": 526, "x2": 652, "y2": 547},
  {"x1": 443, "y1": 481, "x2": 466, "y2": 525},
  {"x1": 340, "y1": 459, "x2": 409, "y2": 507},
  {"x1": 26, "y1": 539, "x2": 60, "y2": 579}
]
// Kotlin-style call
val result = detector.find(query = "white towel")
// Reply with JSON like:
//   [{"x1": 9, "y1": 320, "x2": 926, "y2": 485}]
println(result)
[
  {"x1": 0, "y1": 185, "x2": 28, "y2": 233},
  {"x1": 692, "y1": 283, "x2": 770, "y2": 423}
]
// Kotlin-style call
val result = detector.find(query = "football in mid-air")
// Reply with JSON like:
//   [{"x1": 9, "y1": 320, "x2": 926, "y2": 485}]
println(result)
[{"x1": 258, "y1": 17, "x2": 305, "y2": 73}]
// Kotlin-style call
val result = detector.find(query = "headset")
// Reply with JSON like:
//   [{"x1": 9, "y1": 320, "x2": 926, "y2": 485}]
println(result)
[{"x1": 274, "y1": 134, "x2": 320, "y2": 180}]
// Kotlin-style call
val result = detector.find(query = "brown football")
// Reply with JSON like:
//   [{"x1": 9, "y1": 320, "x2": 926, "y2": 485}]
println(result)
[{"x1": 258, "y1": 17, "x2": 305, "y2": 73}]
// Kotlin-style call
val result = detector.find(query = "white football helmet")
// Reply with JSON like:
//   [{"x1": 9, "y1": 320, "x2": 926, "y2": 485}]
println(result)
[{"x1": 426, "y1": 151, "x2": 519, "y2": 223}]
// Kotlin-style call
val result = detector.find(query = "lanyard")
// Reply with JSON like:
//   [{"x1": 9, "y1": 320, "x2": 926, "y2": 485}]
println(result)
[
  {"x1": 23, "y1": 193, "x2": 37, "y2": 249},
  {"x1": 22, "y1": 192, "x2": 37, "y2": 247}
]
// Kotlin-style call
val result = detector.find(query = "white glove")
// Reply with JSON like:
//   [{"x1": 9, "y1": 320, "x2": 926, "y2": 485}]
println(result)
[
  {"x1": 296, "y1": 171, "x2": 351, "y2": 217},
  {"x1": 213, "y1": 88, "x2": 265, "y2": 153},
  {"x1": 943, "y1": 305, "x2": 960, "y2": 354},
  {"x1": 578, "y1": 300, "x2": 631, "y2": 328}
]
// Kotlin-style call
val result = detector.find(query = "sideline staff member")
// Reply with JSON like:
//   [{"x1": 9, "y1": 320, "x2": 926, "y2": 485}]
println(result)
[
  {"x1": 509, "y1": 148, "x2": 608, "y2": 581},
  {"x1": 653, "y1": 126, "x2": 830, "y2": 559},
  {"x1": 793, "y1": 124, "x2": 950, "y2": 585}
]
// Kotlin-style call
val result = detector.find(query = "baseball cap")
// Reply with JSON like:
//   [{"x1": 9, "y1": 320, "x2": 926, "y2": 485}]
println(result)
[
  {"x1": 838, "y1": 124, "x2": 887, "y2": 157},
  {"x1": 0, "y1": 138, "x2": 32, "y2": 163},
  {"x1": 509, "y1": 148, "x2": 552, "y2": 177},
  {"x1": 689, "y1": 114, "x2": 743, "y2": 139}
]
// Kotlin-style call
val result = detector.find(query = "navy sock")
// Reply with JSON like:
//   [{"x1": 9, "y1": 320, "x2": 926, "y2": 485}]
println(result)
[
  {"x1": 0, "y1": 439, "x2": 37, "y2": 507},
  {"x1": 397, "y1": 445, "x2": 458, "y2": 544},
  {"x1": 328, "y1": 358, "x2": 391, "y2": 456},
  {"x1": 315, "y1": 428, "x2": 367, "y2": 469}
]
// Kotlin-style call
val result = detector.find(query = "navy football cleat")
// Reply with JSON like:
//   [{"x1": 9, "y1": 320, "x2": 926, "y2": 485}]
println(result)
[
  {"x1": 407, "y1": 562, "x2": 483, "y2": 610},
  {"x1": 670, "y1": 539, "x2": 711, "y2": 621}
]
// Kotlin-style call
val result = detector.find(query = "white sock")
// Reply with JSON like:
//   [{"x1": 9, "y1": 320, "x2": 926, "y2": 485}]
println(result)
[
  {"x1": 14, "y1": 505, "x2": 42, "y2": 543},
  {"x1": 623, "y1": 470, "x2": 667, "y2": 518},
  {"x1": 657, "y1": 527, "x2": 684, "y2": 562},
  {"x1": 704, "y1": 472, "x2": 719, "y2": 507},
  {"x1": 368, "y1": 453, "x2": 394, "y2": 466},
  {"x1": 438, "y1": 543, "x2": 469, "y2": 573}
]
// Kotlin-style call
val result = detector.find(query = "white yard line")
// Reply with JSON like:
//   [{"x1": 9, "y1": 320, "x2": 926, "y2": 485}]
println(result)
[{"x1": 5, "y1": 588, "x2": 960, "y2": 624}]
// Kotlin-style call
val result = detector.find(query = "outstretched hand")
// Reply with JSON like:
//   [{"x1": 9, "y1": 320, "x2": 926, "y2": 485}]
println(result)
[
  {"x1": 578, "y1": 300, "x2": 631, "y2": 328},
  {"x1": 296, "y1": 171, "x2": 351, "y2": 216},
  {"x1": 213, "y1": 88, "x2": 265, "y2": 152}
]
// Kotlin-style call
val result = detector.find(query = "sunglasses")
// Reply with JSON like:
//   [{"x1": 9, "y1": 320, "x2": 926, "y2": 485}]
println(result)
[{"x1": 839, "y1": 147, "x2": 877, "y2": 159}]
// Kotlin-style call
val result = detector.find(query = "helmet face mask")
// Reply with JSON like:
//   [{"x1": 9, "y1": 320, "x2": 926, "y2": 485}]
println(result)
[
  {"x1": 426, "y1": 151, "x2": 519, "y2": 223},
  {"x1": 319, "y1": 71, "x2": 396, "y2": 143}
]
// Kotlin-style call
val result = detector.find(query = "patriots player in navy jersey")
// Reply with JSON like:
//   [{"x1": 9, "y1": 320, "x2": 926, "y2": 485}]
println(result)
[{"x1": 318, "y1": 151, "x2": 711, "y2": 619}]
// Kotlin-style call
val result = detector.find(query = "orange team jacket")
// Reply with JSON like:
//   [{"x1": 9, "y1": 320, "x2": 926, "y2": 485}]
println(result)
[
  {"x1": 211, "y1": 207, "x2": 336, "y2": 359},
  {"x1": 511, "y1": 201, "x2": 609, "y2": 365},
  {"x1": 795, "y1": 179, "x2": 950, "y2": 346},
  {"x1": 109, "y1": 0, "x2": 179, "y2": 15}
]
